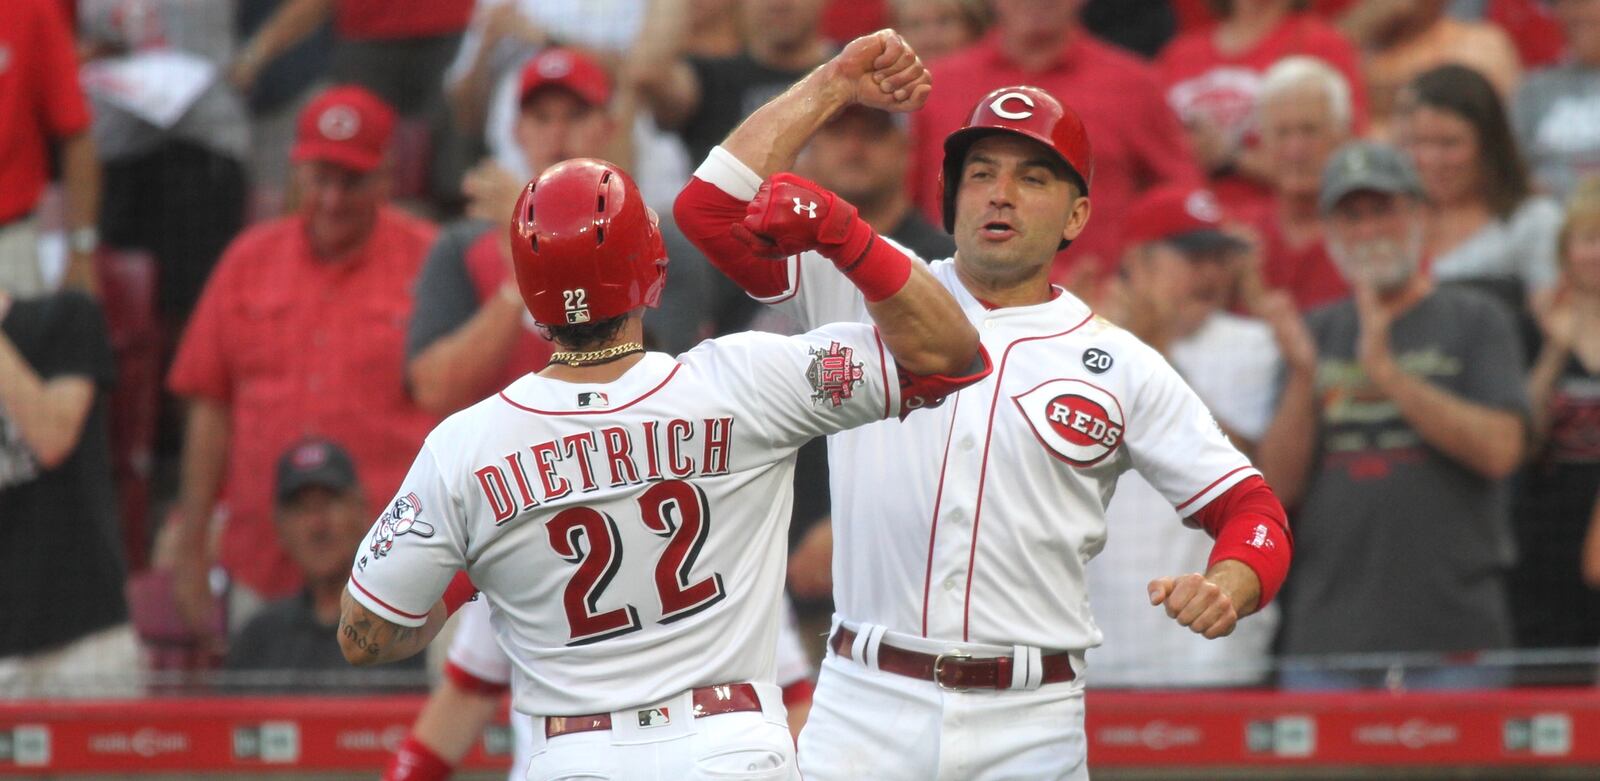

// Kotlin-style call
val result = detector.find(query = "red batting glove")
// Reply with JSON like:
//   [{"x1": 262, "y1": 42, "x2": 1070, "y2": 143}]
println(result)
[
  {"x1": 731, "y1": 173, "x2": 873, "y2": 263},
  {"x1": 731, "y1": 173, "x2": 911, "y2": 301}
]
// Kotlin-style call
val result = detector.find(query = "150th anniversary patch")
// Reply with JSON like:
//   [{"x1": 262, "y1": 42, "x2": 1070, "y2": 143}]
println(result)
[
  {"x1": 1013, "y1": 379, "x2": 1126, "y2": 466},
  {"x1": 806, "y1": 341, "x2": 865, "y2": 407}
]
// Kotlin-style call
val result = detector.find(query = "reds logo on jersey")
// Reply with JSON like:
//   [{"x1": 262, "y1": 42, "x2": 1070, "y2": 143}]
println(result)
[
  {"x1": 370, "y1": 492, "x2": 434, "y2": 558},
  {"x1": 1013, "y1": 379, "x2": 1126, "y2": 466}
]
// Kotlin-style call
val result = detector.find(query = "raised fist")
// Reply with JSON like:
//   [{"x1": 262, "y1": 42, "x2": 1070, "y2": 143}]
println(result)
[{"x1": 732, "y1": 173, "x2": 865, "y2": 260}]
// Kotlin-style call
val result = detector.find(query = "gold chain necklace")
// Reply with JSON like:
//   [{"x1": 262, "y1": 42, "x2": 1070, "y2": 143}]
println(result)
[{"x1": 548, "y1": 342, "x2": 645, "y2": 366}]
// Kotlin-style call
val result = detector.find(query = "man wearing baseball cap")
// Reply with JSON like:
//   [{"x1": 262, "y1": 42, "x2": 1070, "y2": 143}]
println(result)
[
  {"x1": 407, "y1": 48, "x2": 618, "y2": 417},
  {"x1": 226, "y1": 438, "x2": 425, "y2": 688},
  {"x1": 1090, "y1": 185, "x2": 1284, "y2": 687},
  {"x1": 167, "y1": 85, "x2": 440, "y2": 642},
  {"x1": 1259, "y1": 141, "x2": 1529, "y2": 687}
]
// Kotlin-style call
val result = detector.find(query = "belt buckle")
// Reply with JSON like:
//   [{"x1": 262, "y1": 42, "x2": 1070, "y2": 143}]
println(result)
[{"x1": 933, "y1": 651, "x2": 972, "y2": 692}]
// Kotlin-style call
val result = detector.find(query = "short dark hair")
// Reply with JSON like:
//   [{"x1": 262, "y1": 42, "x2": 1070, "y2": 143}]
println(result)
[
  {"x1": 540, "y1": 312, "x2": 630, "y2": 351},
  {"x1": 1399, "y1": 64, "x2": 1531, "y2": 219}
]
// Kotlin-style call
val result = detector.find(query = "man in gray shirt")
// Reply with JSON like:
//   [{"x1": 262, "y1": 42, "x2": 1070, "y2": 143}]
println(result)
[
  {"x1": 1513, "y1": 0, "x2": 1600, "y2": 199},
  {"x1": 1258, "y1": 142, "x2": 1529, "y2": 688}
]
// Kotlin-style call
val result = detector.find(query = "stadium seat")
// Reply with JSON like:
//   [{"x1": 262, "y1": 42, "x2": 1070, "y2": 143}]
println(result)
[{"x1": 95, "y1": 247, "x2": 160, "y2": 572}]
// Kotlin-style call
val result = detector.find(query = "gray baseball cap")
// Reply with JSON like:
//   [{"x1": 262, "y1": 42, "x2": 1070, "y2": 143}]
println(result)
[{"x1": 1318, "y1": 141, "x2": 1426, "y2": 214}]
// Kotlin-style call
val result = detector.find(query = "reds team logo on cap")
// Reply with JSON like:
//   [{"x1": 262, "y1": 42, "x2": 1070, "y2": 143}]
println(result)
[
  {"x1": 1185, "y1": 190, "x2": 1224, "y2": 224},
  {"x1": 1013, "y1": 379, "x2": 1126, "y2": 466},
  {"x1": 318, "y1": 105, "x2": 361, "y2": 141},
  {"x1": 538, "y1": 51, "x2": 574, "y2": 78},
  {"x1": 989, "y1": 91, "x2": 1035, "y2": 120},
  {"x1": 291, "y1": 442, "x2": 329, "y2": 469}
]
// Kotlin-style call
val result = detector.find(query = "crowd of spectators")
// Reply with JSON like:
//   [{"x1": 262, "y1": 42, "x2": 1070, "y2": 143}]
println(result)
[{"x1": 2, "y1": 0, "x2": 1599, "y2": 697}]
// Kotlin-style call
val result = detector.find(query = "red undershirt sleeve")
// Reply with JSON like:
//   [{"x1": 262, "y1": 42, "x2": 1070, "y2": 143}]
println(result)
[
  {"x1": 673, "y1": 164, "x2": 793, "y2": 300},
  {"x1": 1186, "y1": 475, "x2": 1293, "y2": 608}
]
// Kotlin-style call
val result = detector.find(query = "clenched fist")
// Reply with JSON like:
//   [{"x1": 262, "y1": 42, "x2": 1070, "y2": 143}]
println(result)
[
  {"x1": 1148, "y1": 560, "x2": 1261, "y2": 640},
  {"x1": 732, "y1": 173, "x2": 870, "y2": 262}
]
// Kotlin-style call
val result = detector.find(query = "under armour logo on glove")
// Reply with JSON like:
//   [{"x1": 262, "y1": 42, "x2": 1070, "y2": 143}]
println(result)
[{"x1": 731, "y1": 173, "x2": 860, "y2": 259}]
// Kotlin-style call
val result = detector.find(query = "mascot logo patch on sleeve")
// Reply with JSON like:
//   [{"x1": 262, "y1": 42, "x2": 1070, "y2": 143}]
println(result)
[
  {"x1": 369, "y1": 492, "x2": 434, "y2": 558},
  {"x1": 806, "y1": 341, "x2": 865, "y2": 407},
  {"x1": 1012, "y1": 379, "x2": 1126, "y2": 465}
]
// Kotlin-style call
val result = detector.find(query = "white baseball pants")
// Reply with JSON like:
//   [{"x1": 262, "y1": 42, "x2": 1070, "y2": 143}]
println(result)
[
  {"x1": 798, "y1": 637, "x2": 1089, "y2": 780},
  {"x1": 522, "y1": 682, "x2": 797, "y2": 781}
]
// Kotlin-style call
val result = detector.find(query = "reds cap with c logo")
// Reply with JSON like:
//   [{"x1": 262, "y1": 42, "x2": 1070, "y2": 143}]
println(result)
[
  {"x1": 1121, "y1": 185, "x2": 1247, "y2": 256},
  {"x1": 290, "y1": 84, "x2": 398, "y2": 174},
  {"x1": 518, "y1": 47, "x2": 612, "y2": 108}
]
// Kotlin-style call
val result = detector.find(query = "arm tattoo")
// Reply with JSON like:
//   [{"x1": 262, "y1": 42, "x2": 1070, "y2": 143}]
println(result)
[{"x1": 339, "y1": 591, "x2": 428, "y2": 663}]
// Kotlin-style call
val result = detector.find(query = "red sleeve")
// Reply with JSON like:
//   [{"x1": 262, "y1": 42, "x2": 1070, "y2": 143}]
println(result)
[
  {"x1": 672, "y1": 176, "x2": 793, "y2": 299},
  {"x1": 443, "y1": 659, "x2": 510, "y2": 696},
  {"x1": 781, "y1": 678, "x2": 815, "y2": 707},
  {"x1": 167, "y1": 252, "x2": 237, "y2": 402},
  {"x1": 1187, "y1": 475, "x2": 1293, "y2": 608},
  {"x1": 36, "y1": 0, "x2": 91, "y2": 137}
]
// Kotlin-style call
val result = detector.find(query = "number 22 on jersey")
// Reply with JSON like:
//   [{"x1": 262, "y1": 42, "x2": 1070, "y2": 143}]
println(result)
[{"x1": 545, "y1": 480, "x2": 725, "y2": 645}]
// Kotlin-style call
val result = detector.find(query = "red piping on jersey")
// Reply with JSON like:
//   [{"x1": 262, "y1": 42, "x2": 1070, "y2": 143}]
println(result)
[
  {"x1": 919, "y1": 392, "x2": 964, "y2": 637},
  {"x1": 1175, "y1": 464, "x2": 1255, "y2": 513},
  {"x1": 348, "y1": 575, "x2": 429, "y2": 620},
  {"x1": 961, "y1": 311, "x2": 1095, "y2": 642},
  {"x1": 498, "y1": 364, "x2": 683, "y2": 416},
  {"x1": 872, "y1": 328, "x2": 891, "y2": 420}
]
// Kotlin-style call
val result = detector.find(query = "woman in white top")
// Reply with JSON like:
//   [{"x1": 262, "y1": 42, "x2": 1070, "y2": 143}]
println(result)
[{"x1": 1396, "y1": 63, "x2": 1562, "y2": 310}]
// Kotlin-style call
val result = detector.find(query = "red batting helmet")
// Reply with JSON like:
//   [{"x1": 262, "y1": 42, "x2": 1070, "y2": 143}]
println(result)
[
  {"x1": 509, "y1": 159, "x2": 668, "y2": 327},
  {"x1": 939, "y1": 85, "x2": 1094, "y2": 234}
]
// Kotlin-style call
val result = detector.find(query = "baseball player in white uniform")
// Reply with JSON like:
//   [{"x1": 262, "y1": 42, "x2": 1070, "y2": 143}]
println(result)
[
  {"x1": 337, "y1": 67, "x2": 993, "y2": 780},
  {"x1": 673, "y1": 31, "x2": 1296, "y2": 780},
  {"x1": 382, "y1": 591, "x2": 820, "y2": 780}
]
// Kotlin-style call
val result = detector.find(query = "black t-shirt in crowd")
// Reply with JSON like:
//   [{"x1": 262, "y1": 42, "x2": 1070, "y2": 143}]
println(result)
[
  {"x1": 0, "y1": 293, "x2": 125, "y2": 658},
  {"x1": 226, "y1": 591, "x2": 426, "y2": 691},
  {"x1": 1511, "y1": 352, "x2": 1600, "y2": 648},
  {"x1": 679, "y1": 53, "x2": 815, "y2": 168}
]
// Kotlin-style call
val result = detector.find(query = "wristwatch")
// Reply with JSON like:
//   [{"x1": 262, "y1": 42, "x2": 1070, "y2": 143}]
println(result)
[{"x1": 69, "y1": 226, "x2": 100, "y2": 255}]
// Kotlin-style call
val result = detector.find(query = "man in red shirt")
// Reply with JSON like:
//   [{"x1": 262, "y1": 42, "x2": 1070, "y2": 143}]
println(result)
[
  {"x1": 909, "y1": 0, "x2": 1201, "y2": 281},
  {"x1": 0, "y1": 0, "x2": 101, "y2": 296},
  {"x1": 165, "y1": 85, "x2": 440, "y2": 641}
]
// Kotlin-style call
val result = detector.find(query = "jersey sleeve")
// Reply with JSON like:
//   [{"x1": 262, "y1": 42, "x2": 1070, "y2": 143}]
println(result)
[
  {"x1": 1124, "y1": 342, "x2": 1260, "y2": 522},
  {"x1": 346, "y1": 442, "x2": 469, "y2": 628},
  {"x1": 444, "y1": 597, "x2": 512, "y2": 691},
  {"x1": 676, "y1": 147, "x2": 867, "y2": 330},
  {"x1": 684, "y1": 324, "x2": 900, "y2": 450}
]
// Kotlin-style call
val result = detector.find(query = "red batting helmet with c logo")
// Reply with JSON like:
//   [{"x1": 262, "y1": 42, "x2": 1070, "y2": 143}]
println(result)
[
  {"x1": 939, "y1": 85, "x2": 1094, "y2": 234},
  {"x1": 509, "y1": 159, "x2": 668, "y2": 327}
]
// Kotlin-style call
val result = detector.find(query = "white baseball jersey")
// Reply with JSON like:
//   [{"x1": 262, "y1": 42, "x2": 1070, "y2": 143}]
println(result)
[
  {"x1": 691, "y1": 147, "x2": 1259, "y2": 653},
  {"x1": 348, "y1": 327, "x2": 901, "y2": 717},
  {"x1": 1088, "y1": 313, "x2": 1282, "y2": 686}
]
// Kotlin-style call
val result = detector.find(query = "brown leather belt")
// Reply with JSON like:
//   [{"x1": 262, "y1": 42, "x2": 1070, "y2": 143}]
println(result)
[
  {"x1": 830, "y1": 627, "x2": 1075, "y2": 691},
  {"x1": 544, "y1": 682, "x2": 763, "y2": 739}
]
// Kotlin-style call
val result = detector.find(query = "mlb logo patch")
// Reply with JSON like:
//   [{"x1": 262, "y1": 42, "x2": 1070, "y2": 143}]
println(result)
[
  {"x1": 577, "y1": 391, "x2": 609, "y2": 408},
  {"x1": 637, "y1": 707, "x2": 671, "y2": 728}
]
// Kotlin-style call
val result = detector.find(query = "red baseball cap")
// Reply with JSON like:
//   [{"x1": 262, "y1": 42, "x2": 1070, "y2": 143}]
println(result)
[
  {"x1": 518, "y1": 47, "x2": 612, "y2": 107},
  {"x1": 290, "y1": 85, "x2": 397, "y2": 173},
  {"x1": 1121, "y1": 186, "x2": 1247, "y2": 255}
]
